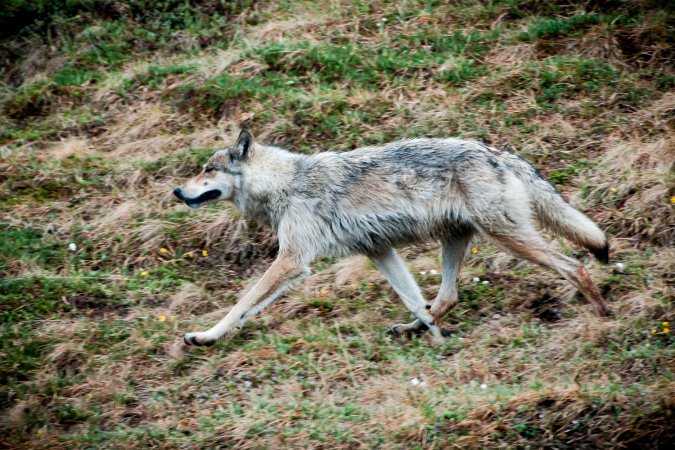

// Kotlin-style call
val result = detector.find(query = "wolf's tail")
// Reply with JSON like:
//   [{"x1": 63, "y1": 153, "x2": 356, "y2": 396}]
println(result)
[{"x1": 527, "y1": 175, "x2": 609, "y2": 263}]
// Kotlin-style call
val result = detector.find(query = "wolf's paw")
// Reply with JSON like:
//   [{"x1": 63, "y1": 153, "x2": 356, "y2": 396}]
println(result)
[
  {"x1": 183, "y1": 332, "x2": 216, "y2": 347},
  {"x1": 388, "y1": 322, "x2": 426, "y2": 336},
  {"x1": 595, "y1": 304, "x2": 611, "y2": 318},
  {"x1": 387, "y1": 322, "x2": 452, "y2": 339}
]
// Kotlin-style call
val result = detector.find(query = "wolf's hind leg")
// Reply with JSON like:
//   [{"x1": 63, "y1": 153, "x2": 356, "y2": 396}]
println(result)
[
  {"x1": 369, "y1": 247, "x2": 444, "y2": 342},
  {"x1": 432, "y1": 232, "x2": 474, "y2": 319},
  {"x1": 391, "y1": 232, "x2": 474, "y2": 334},
  {"x1": 485, "y1": 229, "x2": 609, "y2": 317}
]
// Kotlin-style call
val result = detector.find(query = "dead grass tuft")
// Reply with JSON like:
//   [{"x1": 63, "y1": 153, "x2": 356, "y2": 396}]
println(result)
[
  {"x1": 576, "y1": 24, "x2": 628, "y2": 66},
  {"x1": 168, "y1": 282, "x2": 207, "y2": 316},
  {"x1": 451, "y1": 384, "x2": 675, "y2": 448},
  {"x1": 2, "y1": 397, "x2": 42, "y2": 431},
  {"x1": 47, "y1": 343, "x2": 87, "y2": 378},
  {"x1": 45, "y1": 138, "x2": 92, "y2": 160},
  {"x1": 485, "y1": 43, "x2": 537, "y2": 67},
  {"x1": 587, "y1": 135, "x2": 674, "y2": 245}
]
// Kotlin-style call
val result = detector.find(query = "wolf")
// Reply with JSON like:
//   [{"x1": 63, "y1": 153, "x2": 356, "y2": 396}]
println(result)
[{"x1": 173, "y1": 130, "x2": 610, "y2": 346}]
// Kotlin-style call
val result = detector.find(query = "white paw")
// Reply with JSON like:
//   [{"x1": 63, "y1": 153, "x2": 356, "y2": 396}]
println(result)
[
  {"x1": 389, "y1": 323, "x2": 408, "y2": 335},
  {"x1": 427, "y1": 326, "x2": 446, "y2": 344},
  {"x1": 388, "y1": 322, "x2": 422, "y2": 335},
  {"x1": 183, "y1": 332, "x2": 217, "y2": 346}
]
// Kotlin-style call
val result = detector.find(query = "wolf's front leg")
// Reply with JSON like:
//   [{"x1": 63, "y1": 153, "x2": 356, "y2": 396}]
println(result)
[{"x1": 184, "y1": 255, "x2": 308, "y2": 346}]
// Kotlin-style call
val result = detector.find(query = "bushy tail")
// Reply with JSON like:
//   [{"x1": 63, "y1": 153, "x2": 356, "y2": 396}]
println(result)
[{"x1": 530, "y1": 180, "x2": 609, "y2": 263}]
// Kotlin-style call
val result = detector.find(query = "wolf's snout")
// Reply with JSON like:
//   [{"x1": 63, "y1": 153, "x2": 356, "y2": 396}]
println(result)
[
  {"x1": 173, "y1": 187, "x2": 185, "y2": 201},
  {"x1": 174, "y1": 187, "x2": 222, "y2": 208}
]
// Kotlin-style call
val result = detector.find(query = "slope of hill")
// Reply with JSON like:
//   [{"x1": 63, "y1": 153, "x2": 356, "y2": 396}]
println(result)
[{"x1": 1, "y1": 1, "x2": 673, "y2": 448}]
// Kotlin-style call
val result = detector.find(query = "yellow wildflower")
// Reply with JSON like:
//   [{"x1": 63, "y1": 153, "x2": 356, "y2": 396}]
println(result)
[
  {"x1": 158, "y1": 315, "x2": 166, "y2": 322},
  {"x1": 160, "y1": 248, "x2": 168, "y2": 254},
  {"x1": 471, "y1": 247, "x2": 478, "y2": 254},
  {"x1": 202, "y1": 249, "x2": 208, "y2": 256},
  {"x1": 140, "y1": 271, "x2": 149, "y2": 277}
]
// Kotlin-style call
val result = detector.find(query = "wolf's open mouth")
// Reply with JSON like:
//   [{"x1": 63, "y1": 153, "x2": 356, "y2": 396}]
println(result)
[{"x1": 185, "y1": 189, "x2": 222, "y2": 207}]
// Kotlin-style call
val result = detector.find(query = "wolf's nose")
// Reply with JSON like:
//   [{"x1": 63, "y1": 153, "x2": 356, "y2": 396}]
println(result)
[{"x1": 173, "y1": 187, "x2": 184, "y2": 200}]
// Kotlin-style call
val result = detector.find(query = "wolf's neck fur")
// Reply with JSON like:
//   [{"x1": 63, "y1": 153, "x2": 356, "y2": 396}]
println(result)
[{"x1": 233, "y1": 144, "x2": 301, "y2": 229}]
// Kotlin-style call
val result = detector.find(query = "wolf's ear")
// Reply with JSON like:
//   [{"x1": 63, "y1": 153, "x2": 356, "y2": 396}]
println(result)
[{"x1": 230, "y1": 129, "x2": 254, "y2": 161}]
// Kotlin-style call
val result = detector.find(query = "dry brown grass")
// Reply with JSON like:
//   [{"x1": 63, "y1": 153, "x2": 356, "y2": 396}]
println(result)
[{"x1": 1, "y1": 0, "x2": 673, "y2": 448}]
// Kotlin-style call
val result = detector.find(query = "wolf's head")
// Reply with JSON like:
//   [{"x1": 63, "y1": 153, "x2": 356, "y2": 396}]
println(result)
[{"x1": 173, "y1": 129, "x2": 254, "y2": 208}]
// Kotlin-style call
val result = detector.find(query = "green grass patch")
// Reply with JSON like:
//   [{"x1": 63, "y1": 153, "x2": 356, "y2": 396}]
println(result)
[
  {"x1": 547, "y1": 158, "x2": 591, "y2": 186},
  {"x1": 53, "y1": 66, "x2": 103, "y2": 87},
  {"x1": 519, "y1": 13, "x2": 604, "y2": 41},
  {"x1": 129, "y1": 63, "x2": 198, "y2": 90},
  {"x1": 0, "y1": 225, "x2": 67, "y2": 273},
  {"x1": 254, "y1": 38, "x2": 494, "y2": 87},
  {"x1": 537, "y1": 56, "x2": 620, "y2": 102},
  {"x1": 0, "y1": 275, "x2": 126, "y2": 324}
]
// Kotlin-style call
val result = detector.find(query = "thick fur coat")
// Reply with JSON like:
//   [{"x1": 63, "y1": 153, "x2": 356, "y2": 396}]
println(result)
[{"x1": 174, "y1": 131, "x2": 609, "y2": 345}]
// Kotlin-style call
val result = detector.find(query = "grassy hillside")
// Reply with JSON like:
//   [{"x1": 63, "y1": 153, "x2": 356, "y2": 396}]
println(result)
[{"x1": 1, "y1": 0, "x2": 673, "y2": 448}]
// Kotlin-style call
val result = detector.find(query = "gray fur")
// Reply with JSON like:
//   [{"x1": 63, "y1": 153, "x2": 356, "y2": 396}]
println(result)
[
  {"x1": 232, "y1": 138, "x2": 603, "y2": 263},
  {"x1": 175, "y1": 133, "x2": 610, "y2": 345}
]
